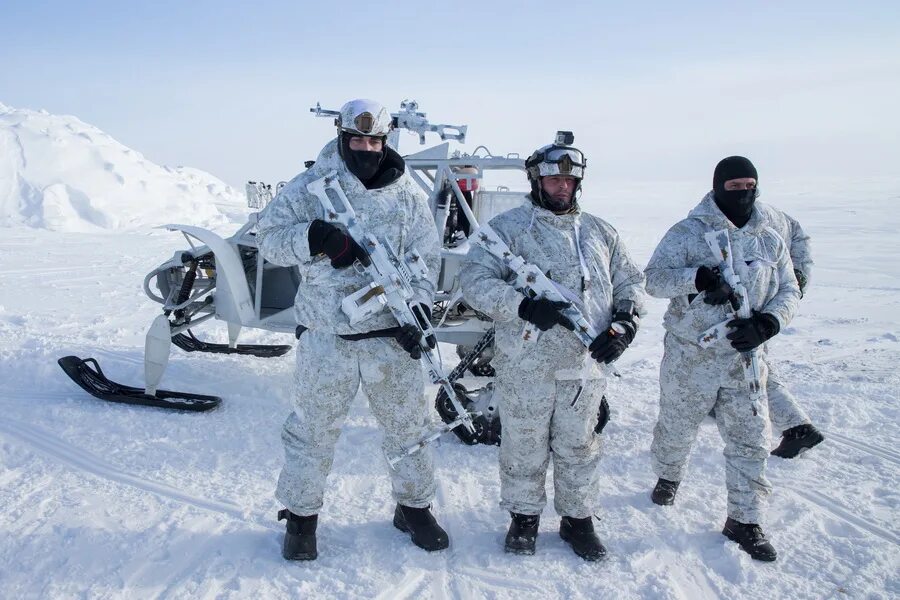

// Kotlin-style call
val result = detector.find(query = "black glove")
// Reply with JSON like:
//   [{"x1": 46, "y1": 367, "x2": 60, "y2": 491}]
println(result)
[
  {"x1": 695, "y1": 265, "x2": 741, "y2": 309},
  {"x1": 394, "y1": 304, "x2": 435, "y2": 360},
  {"x1": 794, "y1": 269, "x2": 808, "y2": 298},
  {"x1": 308, "y1": 220, "x2": 370, "y2": 269},
  {"x1": 589, "y1": 318, "x2": 637, "y2": 364},
  {"x1": 594, "y1": 395, "x2": 610, "y2": 434},
  {"x1": 412, "y1": 303, "x2": 437, "y2": 351},
  {"x1": 726, "y1": 310, "x2": 780, "y2": 352},
  {"x1": 518, "y1": 297, "x2": 575, "y2": 332}
]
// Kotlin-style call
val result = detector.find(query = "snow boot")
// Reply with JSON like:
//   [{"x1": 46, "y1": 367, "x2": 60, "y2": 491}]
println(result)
[
  {"x1": 771, "y1": 424, "x2": 824, "y2": 458},
  {"x1": 722, "y1": 517, "x2": 777, "y2": 562},
  {"x1": 651, "y1": 478, "x2": 680, "y2": 506},
  {"x1": 504, "y1": 512, "x2": 539, "y2": 555},
  {"x1": 559, "y1": 516, "x2": 607, "y2": 561},
  {"x1": 392, "y1": 504, "x2": 449, "y2": 552},
  {"x1": 277, "y1": 509, "x2": 318, "y2": 561}
]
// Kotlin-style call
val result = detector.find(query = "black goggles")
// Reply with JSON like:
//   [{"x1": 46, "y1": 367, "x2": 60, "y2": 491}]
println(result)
[{"x1": 541, "y1": 147, "x2": 586, "y2": 170}]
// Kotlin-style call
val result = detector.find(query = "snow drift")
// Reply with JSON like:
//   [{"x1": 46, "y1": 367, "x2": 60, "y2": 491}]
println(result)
[{"x1": 0, "y1": 102, "x2": 245, "y2": 232}]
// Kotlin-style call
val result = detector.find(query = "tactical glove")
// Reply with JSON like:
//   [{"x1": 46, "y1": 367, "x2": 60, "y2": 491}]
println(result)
[
  {"x1": 518, "y1": 297, "x2": 576, "y2": 332},
  {"x1": 794, "y1": 269, "x2": 808, "y2": 298},
  {"x1": 696, "y1": 265, "x2": 741, "y2": 309},
  {"x1": 308, "y1": 220, "x2": 370, "y2": 269},
  {"x1": 394, "y1": 304, "x2": 436, "y2": 360},
  {"x1": 726, "y1": 310, "x2": 780, "y2": 352},
  {"x1": 589, "y1": 318, "x2": 637, "y2": 364}
]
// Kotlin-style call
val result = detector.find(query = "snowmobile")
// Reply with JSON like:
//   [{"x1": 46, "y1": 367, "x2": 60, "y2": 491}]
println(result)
[{"x1": 59, "y1": 100, "x2": 527, "y2": 439}]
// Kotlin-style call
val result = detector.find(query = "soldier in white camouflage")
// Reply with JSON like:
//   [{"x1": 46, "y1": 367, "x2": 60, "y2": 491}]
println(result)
[
  {"x1": 644, "y1": 156, "x2": 801, "y2": 561},
  {"x1": 755, "y1": 202, "x2": 825, "y2": 457},
  {"x1": 460, "y1": 134, "x2": 645, "y2": 561},
  {"x1": 256, "y1": 99, "x2": 448, "y2": 560}
]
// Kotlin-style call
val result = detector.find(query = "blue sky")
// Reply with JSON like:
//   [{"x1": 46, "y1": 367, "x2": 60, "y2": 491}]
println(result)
[{"x1": 2, "y1": 1, "x2": 898, "y2": 189}]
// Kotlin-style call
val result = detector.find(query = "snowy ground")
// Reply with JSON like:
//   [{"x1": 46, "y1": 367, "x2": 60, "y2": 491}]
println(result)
[{"x1": 1, "y1": 179, "x2": 899, "y2": 599}]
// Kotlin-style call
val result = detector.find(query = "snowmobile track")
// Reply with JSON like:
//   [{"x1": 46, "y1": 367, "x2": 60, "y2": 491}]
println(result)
[
  {"x1": 0, "y1": 418, "x2": 244, "y2": 520},
  {"x1": 825, "y1": 430, "x2": 900, "y2": 465},
  {"x1": 454, "y1": 564, "x2": 548, "y2": 595},
  {"x1": 431, "y1": 473, "x2": 465, "y2": 600},
  {"x1": 373, "y1": 569, "x2": 427, "y2": 600},
  {"x1": 0, "y1": 265, "x2": 97, "y2": 276},
  {"x1": 150, "y1": 524, "x2": 229, "y2": 599},
  {"x1": 788, "y1": 487, "x2": 900, "y2": 546},
  {"x1": 119, "y1": 513, "x2": 227, "y2": 595}
]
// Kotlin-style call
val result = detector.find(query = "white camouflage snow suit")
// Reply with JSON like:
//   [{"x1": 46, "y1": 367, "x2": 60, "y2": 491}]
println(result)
[
  {"x1": 460, "y1": 202, "x2": 645, "y2": 518},
  {"x1": 757, "y1": 202, "x2": 815, "y2": 433},
  {"x1": 256, "y1": 139, "x2": 441, "y2": 516},
  {"x1": 645, "y1": 192, "x2": 801, "y2": 523}
]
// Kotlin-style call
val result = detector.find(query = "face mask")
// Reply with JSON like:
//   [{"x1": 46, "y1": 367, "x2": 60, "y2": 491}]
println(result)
[
  {"x1": 715, "y1": 188, "x2": 757, "y2": 221},
  {"x1": 345, "y1": 149, "x2": 383, "y2": 181}
]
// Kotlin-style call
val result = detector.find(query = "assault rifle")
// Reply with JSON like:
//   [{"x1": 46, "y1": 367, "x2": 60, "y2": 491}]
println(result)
[
  {"x1": 309, "y1": 100, "x2": 467, "y2": 148},
  {"x1": 696, "y1": 230, "x2": 765, "y2": 401},
  {"x1": 391, "y1": 100, "x2": 467, "y2": 145},
  {"x1": 471, "y1": 225, "x2": 620, "y2": 377},
  {"x1": 306, "y1": 171, "x2": 479, "y2": 466}
]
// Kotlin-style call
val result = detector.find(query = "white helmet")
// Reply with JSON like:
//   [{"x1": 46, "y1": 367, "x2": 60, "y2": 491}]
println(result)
[
  {"x1": 336, "y1": 99, "x2": 393, "y2": 137},
  {"x1": 525, "y1": 131, "x2": 586, "y2": 181},
  {"x1": 525, "y1": 131, "x2": 587, "y2": 211}
]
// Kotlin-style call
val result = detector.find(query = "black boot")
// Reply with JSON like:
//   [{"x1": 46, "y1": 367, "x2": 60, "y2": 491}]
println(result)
[
  {"x1": 504, "y1": 513, "x2": 539, "y2": 555},
  {"x1": 559, "y1": 516, "x2": 607, "y2": 561},
  {"x1": 651, "y1": 478, "x2": 680, "y2": 506},
  {"x1": 278, "y1": 509, "x2": 318, "y2": 561},
  {"x1": 722, "y1": 517, "x2": 777, "y2": 561},
  {"x1": 392, "y1": 504, "x2": 449, "y2": 551},
  {"x1": 771, "y1": 424, "x2": 824, "y2": 458}
]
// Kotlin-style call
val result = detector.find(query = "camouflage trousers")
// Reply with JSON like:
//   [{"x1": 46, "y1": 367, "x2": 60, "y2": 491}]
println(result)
[
  {"x1": 275, "y1": 330, "x2": 436, "y2": 516},
  {"x1": 497, "y1": 363, "x2": 607, "y2": 519},
  {"x1": 767, "y1": 359, "x2": 811, "y2": 433},
  {"x1": 651, "y1": 333, "x2": 773, "y2": 524}
]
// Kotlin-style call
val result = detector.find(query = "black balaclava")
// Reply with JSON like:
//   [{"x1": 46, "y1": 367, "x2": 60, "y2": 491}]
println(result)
[
  {"x1": 713, "y1": 156, "x2": 758, "y2": 228},
  {"x1": 339, "y1": 132, "x2": 385, "y2": 182}
]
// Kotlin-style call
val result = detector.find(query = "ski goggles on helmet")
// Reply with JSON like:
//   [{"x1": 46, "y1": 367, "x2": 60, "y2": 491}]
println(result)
[
  {"x1": 337, "y1": 99, "x2": 393, "y2": 137},
  {"x1": 528, "y1": 146, "x2": 586, "y2": 179},
  {"x1": 352, "y1": 112, "x2": 376, "y2": 134}
]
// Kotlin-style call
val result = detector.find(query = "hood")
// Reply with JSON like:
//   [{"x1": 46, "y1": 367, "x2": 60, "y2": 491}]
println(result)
[
  {"x1": 687, "y1": 191, "x2": 767, "y2": 233},
  {"x1": 313, "y1": 138, "x2": 406, "y2": 190},
  {"x1": 306, "y1": 138, "x2": 404, "y2": 196},
  {"x1": 521, "y1": 196, "x2": 583, "y2": 232}
]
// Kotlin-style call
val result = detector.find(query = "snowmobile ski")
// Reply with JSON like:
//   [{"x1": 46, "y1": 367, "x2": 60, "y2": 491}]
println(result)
[
  {"x1": 58, "y1": 356, "x2": 221, "y2": 412},
  {"x1": 171, "y1": 329, "x2": 291, "y2": 357}
]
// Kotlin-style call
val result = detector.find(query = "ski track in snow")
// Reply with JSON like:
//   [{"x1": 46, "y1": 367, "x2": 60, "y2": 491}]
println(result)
[
  {"x1": 0, "y1": 418, "x2": 245, "y2": 520},
  {"x1": 826, "y1": 431, "x2": 900, "y2": 466},
  {"x1": 2, "y1": 184, "x2": 900, "y2": 598},
  {"x1": 786, "y1": 486, "x2": 900, "y2": 547}
]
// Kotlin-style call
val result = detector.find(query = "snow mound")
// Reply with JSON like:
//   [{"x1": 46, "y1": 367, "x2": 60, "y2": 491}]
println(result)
[{"x1": 0, "y1": 102, "x2": 246, "y2": 232}]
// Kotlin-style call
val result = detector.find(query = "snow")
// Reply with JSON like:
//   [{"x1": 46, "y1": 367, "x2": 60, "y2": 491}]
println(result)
[
  {"x1": 0, "y1": 106, "x2": 898, "y2": 599},
  {"x1": 0, "y1": 102, "x2": 246, "y2": 232}
]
